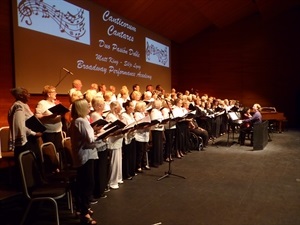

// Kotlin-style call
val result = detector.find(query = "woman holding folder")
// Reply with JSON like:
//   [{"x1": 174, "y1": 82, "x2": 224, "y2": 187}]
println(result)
[
  {"x1": 89, "y1": 96, "x2": 109, "y2": 199},
  {"x1": 35, "y1": 85, "x2": 64, "y2": 163},
  {"x1": 134, "y1": 101, "x2": 151, "y2": 172},
  {"x1": 8, "y1": 87, "x2": 43, "y2": 189},
  {"x1": 121, "y1": 100, "x2": 137, "y2": 180},
  {"x1": 105, "y1": 101, "x2": 124, "y2": 190}
]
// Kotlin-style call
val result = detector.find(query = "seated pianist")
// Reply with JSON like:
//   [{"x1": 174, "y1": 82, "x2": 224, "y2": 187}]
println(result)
[{"x1": 239, "y1": 103, "x2": 262, "y2": 145}]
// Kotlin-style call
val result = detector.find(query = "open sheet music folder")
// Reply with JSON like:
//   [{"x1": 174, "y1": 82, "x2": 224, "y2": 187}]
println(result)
[
  {"x1": 185, "y1": 110, "x2": 197, "y2": 119},
  {"x1": 48, "y1": 103, "x2": 69, "y2": 115},
  {"x1": 26, "y1": 116, "x2": 46, "y2": 133},
  {"x1": 104, "y1": 120, "x2": 126, "y2": 130},
  {"x1": 96, "y1": 119, "x2": 126, "y2": 140},
  {"x1": 228, "y1": 112, "x2": 243, "y2": 124},
  {"x1": 176, "y1": 110, "x2": 197, "y2": 123},
  {"x1": 90, "y1": 119, "x2": 108, "y2": 127}
]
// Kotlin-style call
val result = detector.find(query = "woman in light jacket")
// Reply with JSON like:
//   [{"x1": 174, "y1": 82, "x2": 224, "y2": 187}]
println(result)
[{"x1": 70, "y1": 99, "x2": 99, "y2": 225}]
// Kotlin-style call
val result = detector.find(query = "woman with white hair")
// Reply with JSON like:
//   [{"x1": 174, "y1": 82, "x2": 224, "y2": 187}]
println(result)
[
  {"x1": 105, "y1": 101, "x2": 124, "y2": 189},
  {"x1": 150, "y1": 99, "x2": 164, "y2": 167},
  {"x1": 134, "y1": 101, "x2": 150, "y2": 172},
  {"x1": 239, "y1": 103, "x2": 262, "y2": 145}
]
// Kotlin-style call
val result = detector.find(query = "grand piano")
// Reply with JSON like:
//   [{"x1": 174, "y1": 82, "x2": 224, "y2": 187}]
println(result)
[{"x1": 261, "y1": 107, "x2": 286, "y2": 133}]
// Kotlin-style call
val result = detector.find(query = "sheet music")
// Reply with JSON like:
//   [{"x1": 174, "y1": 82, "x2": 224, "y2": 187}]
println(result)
[{"x1": 228, "y1": 112, "x2": 239, "y2": 121}]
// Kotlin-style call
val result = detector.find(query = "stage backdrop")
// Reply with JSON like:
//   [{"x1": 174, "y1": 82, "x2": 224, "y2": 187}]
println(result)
[{"x1": 12, "y1": 0, "x2": 171, "y2": 94}]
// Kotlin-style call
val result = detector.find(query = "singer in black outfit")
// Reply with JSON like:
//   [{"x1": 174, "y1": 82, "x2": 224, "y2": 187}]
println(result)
[
  {"x1": 121, "y1": 101, "x2": 137, "y2": 180},
  {"x1": 150, "y1": 99, "x2": 164, "y2": 167},
  {"x1": 89, "y1": 96, "x2": 109, "y2": 200},
  {"x1": 161, "y1": 100, "x2": 176, "y2": 162}
]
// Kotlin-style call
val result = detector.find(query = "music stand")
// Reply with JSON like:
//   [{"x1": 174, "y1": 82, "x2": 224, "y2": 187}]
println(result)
[
  {"x1": 226, "y1": 112, "x2": 242, "y2": 146},
  {"x1": 55, "y1": 69, "x2": 72, "y2": 88},
  {"x1": 157, "y1": 106, "x2": 186, "y2": 181}
]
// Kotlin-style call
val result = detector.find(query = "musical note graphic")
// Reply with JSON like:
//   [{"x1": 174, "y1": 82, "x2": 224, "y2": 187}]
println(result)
[
  {"x1": 18, "y1": 0, "x2": 87, "y2": 41},
  {"x1": 146, "y1": 41, "x2": 169, "y2": 66}
]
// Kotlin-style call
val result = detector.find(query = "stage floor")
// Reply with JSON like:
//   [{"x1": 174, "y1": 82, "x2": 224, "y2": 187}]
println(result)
[{"x1": 1, "y1": 129, "x2": 300, "y2": 225}]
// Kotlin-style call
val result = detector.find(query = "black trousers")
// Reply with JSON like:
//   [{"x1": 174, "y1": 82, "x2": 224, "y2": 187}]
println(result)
[
  {"x1": 75, "y1": 159, "x2": 95, "y2": 215},
  {"x1": 176, "y1": 121, "x2": 190, "y2": 153},
  {"x1": 190, "y1": 128, "x2": 209, "y2": 147},
  {"x1": 164, "y1": 129, "x2": 175, "y2": 159},
  {"x1": 135, "y1": 141, "x2": 147, "y2": 169},
  {"x1": 93, "y1": 150, "x2": 108, "y2": 198},
  {"x1": 42, "y1": 131, "x2": 63, "y2": 152},
  {"x1": 150, "y1": 130, "x2": 164, "y2": 166},
  {"x1": 122, "y1": 138, "x2": 137, "y2": 178}
]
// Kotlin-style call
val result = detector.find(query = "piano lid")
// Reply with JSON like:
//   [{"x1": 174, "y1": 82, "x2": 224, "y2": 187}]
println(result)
[{"x1": 261, "y1": 107, "x2": 276, "y2": 113}]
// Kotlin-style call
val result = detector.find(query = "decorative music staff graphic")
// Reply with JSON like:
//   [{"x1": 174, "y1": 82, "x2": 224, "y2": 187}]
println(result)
[
  {"x1": 18, "y1": 0, "x2": 87, "y2": 41},
  {"x1": 146, "y1": 41, "x2": 169, "y2": 66}
]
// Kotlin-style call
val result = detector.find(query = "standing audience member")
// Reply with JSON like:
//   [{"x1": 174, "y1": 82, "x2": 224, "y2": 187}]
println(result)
[{"x1": 69, "y1": 99, "x2": 98, "y2": 225}]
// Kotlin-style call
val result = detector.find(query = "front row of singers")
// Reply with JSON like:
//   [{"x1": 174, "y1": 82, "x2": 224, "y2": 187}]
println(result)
[
  {"x1": 68, "y1": 99, "x2": 262, "y2": 225},
  {"x1": 8, "y1": 87, "x2": 209, "y2": 225}
]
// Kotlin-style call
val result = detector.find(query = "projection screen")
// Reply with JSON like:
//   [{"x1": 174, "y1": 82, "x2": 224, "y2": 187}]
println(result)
[{"x1": 12, "y1": 0, "x2": 171, "y2": 94}]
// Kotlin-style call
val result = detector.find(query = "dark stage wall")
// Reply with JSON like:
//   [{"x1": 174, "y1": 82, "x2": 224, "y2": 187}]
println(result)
[{"x1": 1, "y1": 0, "x2": 299, "y2": 128}]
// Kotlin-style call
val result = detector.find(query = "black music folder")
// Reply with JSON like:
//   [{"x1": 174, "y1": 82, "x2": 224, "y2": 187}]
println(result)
[
  {"x1": 161, "y1": 118, "x2": 170, "y2": 124},
  {"x1": 26, "y1": 116, "x2": 46, "y2": 133},
  {"x1": 184, "y1": 110, "x2": 197, "y2": 119},
  {"x1": 96, "y1": 120, "x2": 126, "y2": 140},
  {"x1": 48, "y1": 104, "x2": 69, "y2": 115},
  {"x1": 135, "y1": 115, "x2": 152, "y2": 129},
  {"x1": 121, "y1": 117, "x2": 160, "y2": 133},
  {"x1": 104, "y1": 120, "x2": 126, "y2": 131},
  {"x1": 90, "y1": 119, "x2": 108, "y2": 127},
  {"x1": 176, "y1": 111, "x2": 196, "y2": 123},
  {"x1": 122, "y1": 121, "x2": 137, "y2": 133}
]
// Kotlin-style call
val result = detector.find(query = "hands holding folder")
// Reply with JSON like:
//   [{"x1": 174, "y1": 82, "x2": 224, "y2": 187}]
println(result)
[{"x1": 48, "y1": 103, "x2": 69, "y2": 115}]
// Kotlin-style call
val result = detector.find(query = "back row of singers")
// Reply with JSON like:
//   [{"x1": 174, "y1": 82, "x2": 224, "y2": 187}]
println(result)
[{"x1": 90, "y1": 96, "x2": 209, "y2": 169}]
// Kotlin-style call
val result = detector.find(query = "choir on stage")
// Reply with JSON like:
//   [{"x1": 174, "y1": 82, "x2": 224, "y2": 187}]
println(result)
[{"x1": 8, "y1": 79, "x2": 247, "y2": 224}]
